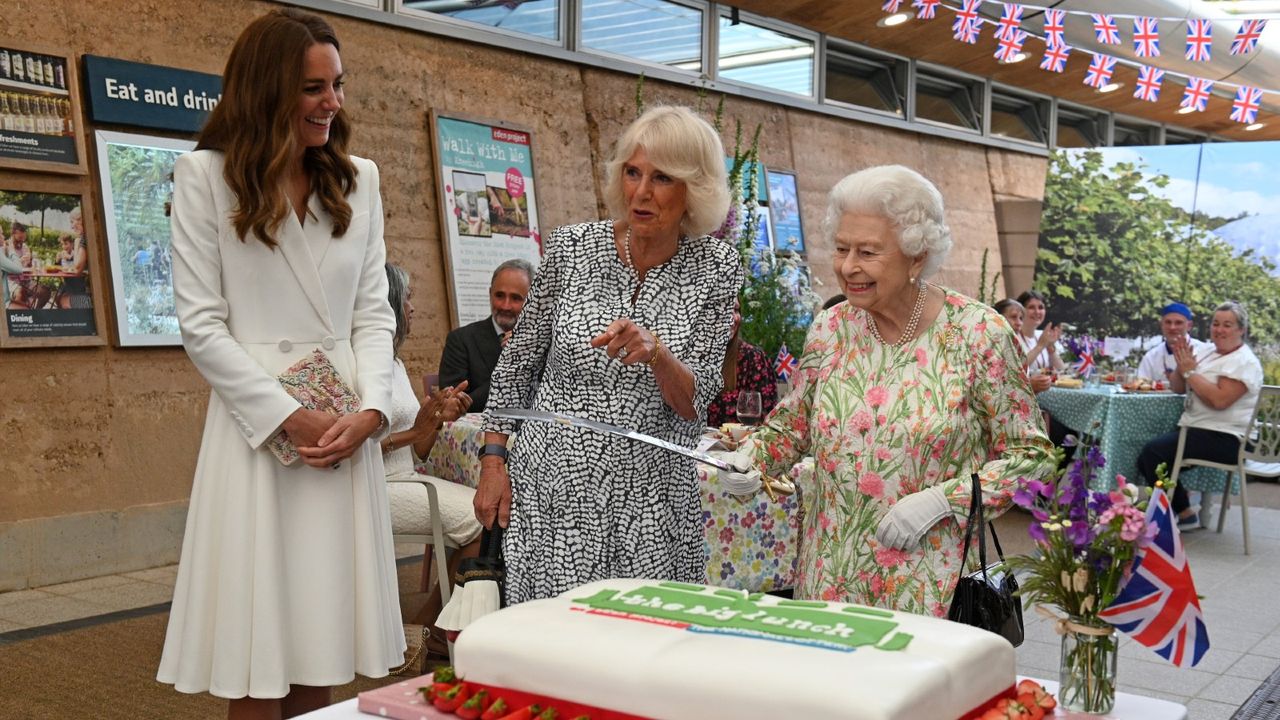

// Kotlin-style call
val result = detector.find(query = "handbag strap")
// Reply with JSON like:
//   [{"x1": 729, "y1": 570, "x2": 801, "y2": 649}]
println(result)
[{"x1": 957, "y1": 472, "x2": 1001, "y2": 581}]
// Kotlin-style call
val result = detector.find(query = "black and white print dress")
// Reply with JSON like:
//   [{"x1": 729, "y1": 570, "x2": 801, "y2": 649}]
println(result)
[{"x1": 483, "y1": 220, "x2": 743, "y2": 604}]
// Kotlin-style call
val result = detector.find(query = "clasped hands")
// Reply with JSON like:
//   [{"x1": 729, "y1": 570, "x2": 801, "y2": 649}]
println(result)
[
  {"x1": 286, "y1": 407, "x2": 383, "y2": 469},
  {"x1": 589, "y1": 317, "x2": 658, "y2": 365}
]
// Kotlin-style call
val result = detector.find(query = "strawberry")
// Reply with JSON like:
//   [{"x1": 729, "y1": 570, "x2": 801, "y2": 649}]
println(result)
[
  {"x1": 433, "y1": 682, "x2": 473, "y2": 713},
  {"x1": 1016, "y1": 679, "x2": 1057, "y2": 712},
  {"x1": 496, "y1": 704, "x2": 542, "y2": 720},
  {"x1": 480, "y1": 697, "x2": 510, "y2": 720},
  {"x1": 434, "y1": 666, "x2": 458, "y2": 684},
  {"x1": 536, "y1": 708, "x2": 559, "y2": 720},
  {"x1": 456, "y1": 690, "x2": 490, "y2": 720},
  {"x1": 419, "y1": 684, "x2": 436, "y2": 703}
]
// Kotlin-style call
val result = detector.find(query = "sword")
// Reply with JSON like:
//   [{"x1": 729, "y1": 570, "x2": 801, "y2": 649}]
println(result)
[{"x1": 486, "y1": 408, "x2": 734, "y2": 471}]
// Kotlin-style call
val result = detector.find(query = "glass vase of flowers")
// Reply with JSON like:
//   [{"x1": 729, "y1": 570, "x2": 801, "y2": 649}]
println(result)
[{"x1": 1004, "y1": 435, "x2": 1166, "y2": 714}]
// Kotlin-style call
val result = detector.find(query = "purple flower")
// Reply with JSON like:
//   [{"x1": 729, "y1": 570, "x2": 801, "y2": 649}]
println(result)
[
  {"x1": 1088, "y1": 490, "x2": 1112, "y2": 514},
  {"x1": 1066, "y1": 521, "x2": 1095, "y2": 549},
  {"x1": 1012, "y1": 487, "x2": 1037, "y2": 509},
  {"x1": 1028, "y1": 522, "x2": 1047, "y2": 544},
  {"x1": 1027, "y1": 479, "x2": 1053, "y2": 499},
  {"x1": 1032, "y1": 509, "x2": 1050, "y2": 523}
]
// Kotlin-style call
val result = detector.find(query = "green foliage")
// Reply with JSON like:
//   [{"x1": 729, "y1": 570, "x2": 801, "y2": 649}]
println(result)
[
  {"x1": 1035, "y1": 149, "x2": 1280, "y2": 344},
  {"x1": 977, "y1": 248, "x2": 1002, "y2": 305}
]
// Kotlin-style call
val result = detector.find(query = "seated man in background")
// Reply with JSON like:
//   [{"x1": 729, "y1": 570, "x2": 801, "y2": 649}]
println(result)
[
  {"x1": 438, "y1": 258, "x2": 533, "y2": 412},
  {"x1": 1136, "y1": 302, "x2": 1209, "y2": 381}
]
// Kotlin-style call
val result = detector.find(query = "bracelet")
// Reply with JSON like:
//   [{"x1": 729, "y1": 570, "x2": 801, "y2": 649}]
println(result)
[
  {"x1": 645, "y1": 333, "x2": 664, "y2": 368},
  {"x1": 478, "y1": 443, "x2": 509, "y2": 462}
]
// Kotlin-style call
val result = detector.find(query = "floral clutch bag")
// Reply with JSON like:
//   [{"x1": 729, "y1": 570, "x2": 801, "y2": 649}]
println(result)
[{"x1": 267, "y1": 349, "x2": 362, "y2": 466}]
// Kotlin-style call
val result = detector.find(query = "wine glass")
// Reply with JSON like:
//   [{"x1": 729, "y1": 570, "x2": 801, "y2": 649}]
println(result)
[{"x1": 735, "y1": 390, "x2": 763, "y2": 425}]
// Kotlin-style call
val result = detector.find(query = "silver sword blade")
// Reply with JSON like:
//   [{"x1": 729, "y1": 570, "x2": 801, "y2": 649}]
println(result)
[{"x1": 487, "y1": 408, "x2": 733, "y2": 471}]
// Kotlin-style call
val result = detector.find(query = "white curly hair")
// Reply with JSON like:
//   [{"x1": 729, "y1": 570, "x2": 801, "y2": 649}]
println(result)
[{"x1": 823, "y1": 165, "x2": 953, "y2": 280}]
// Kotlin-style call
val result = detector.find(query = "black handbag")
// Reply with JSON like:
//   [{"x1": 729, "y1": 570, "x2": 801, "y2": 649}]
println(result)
[{"x1": 947, "y1": 473, "x2": 1024, "y2": 647}]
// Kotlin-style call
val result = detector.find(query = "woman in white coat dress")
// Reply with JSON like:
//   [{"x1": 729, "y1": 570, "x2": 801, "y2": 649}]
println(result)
[{"x1": 156, "y1": 9, "x2": 404, "y2": 718}]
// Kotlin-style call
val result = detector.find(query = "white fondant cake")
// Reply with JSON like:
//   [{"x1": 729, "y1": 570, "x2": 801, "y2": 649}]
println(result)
[{"x1": 453, "y1": 579, "x2": 1015, "y2": 720}]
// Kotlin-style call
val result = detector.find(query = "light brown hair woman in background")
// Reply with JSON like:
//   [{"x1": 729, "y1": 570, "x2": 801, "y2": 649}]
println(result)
[{"x1": 156, "y1": 9, "x2": 403, "y2": 719}]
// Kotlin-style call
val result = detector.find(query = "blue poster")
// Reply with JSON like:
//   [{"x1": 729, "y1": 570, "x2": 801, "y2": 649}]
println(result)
[{"x1": 766, "y1": 169, "x2": 804, "y2": 253}]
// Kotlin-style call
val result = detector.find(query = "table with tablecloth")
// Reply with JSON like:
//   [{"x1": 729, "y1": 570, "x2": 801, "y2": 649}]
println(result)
[
  {"x1": 1037, "y1": 386, "x2": 1231, "y2": 493},
  {"x1": 418, "y1": 414, "x2": 805, "y2": 593}
]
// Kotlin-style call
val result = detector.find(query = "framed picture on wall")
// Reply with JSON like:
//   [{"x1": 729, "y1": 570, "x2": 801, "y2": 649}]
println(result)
[
  {"x1": 0, "y1": 176, "x2": 107, "y2": 347},
  {"x1": 766, "y1": 168, "x2": 804, "y2": 254},
  {"x1": 430, "y1": 110, "x2": 543, "y2": 327},
  {"x1": 94, "y1": 130, "x2": 194, "y2": 346},
  {"x1": 0, "y1": 42, "x2": 88, "y2": 175}
]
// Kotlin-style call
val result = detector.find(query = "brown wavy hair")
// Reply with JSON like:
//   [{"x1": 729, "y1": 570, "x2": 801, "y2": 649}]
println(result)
[{"x1": 197, "y1": 8, "x2": 356, "y2": 247}]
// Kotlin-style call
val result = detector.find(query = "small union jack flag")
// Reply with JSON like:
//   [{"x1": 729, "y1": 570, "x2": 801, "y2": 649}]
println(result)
[
  {"x1": 1133, "y1": 17, "x2": 1160, "y2": 57},
  {"x1": 913, "y1": 0, "x2": 939, "y2": 20},
  {"x1": 1134, "y1": 66, "x2": 1164, "y2": 102},
  {"x1": 1084, "y1": 54, "x2": 1117, "y2": 89},
  {"x1": 952, "y1": 0, "x2": 981, "y2": 39},
  {"x1": 774, "y1": 344, "x2": 798, "y2": 383},
  {"x1": 1098, "y1": 490, "x2": 1210, "y2": 668},
  {"x1": 1186, "y1": 18, "x2": 1213, "y2": 61},
  {"x1": 1231, "y1": 19, "x2": 1267, "y2": 55},
  {"x1": 1231, "y1": 86, "x2": 1263, "y2": 124},
  {"x1": 1041, "y1": 43, "x2": 1070, "y2": 72},
  {"x1": 995, "y1": 3, "x2": 1023, "y2": 40},
  {"x1": 882, "y1": 0, "x2": 904, "y2": 13},
  {"x1": 995, "y1": 28, "x2": 1027, "y2": 62},
  {"x1": 1092, "y1": 14, "x2": 1120, "y2": 44},
  {"x1": 1181, "y1": 76, "x2": 1214, "y2": 112},
  {"x1": 955, "y1": 19, "x2": 982, "y2": 43},
  {"x1": 1044, "y1": 9, "x2": 1066, "y2": 48}
]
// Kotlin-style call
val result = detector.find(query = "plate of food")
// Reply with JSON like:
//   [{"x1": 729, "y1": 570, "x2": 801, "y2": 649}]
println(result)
[{"x1": 1053, "y1": 377, "x2": 1084, "y2": 389}]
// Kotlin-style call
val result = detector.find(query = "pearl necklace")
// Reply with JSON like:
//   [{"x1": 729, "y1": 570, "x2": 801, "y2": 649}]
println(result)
[
  {"x1": 623, "y1": 226, "x2": 636, "y2": 274},
  {"x1": 867, "y1": 282, "x2": 927, "y2": 349}
]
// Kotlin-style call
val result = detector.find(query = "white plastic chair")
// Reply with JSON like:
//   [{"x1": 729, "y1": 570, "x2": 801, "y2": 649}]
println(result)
[
  {"x1": 1170, "y1": 385, "x2": 1280, "y2": 555},
  {"x1": 387, "y1": 476, "x2": 459, "y2": 661}
]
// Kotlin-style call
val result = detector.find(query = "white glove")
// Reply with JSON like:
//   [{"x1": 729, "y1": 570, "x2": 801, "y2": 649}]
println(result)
[
  {"x1": 875, "y1": 485, "x2": 952, "y2": 550},
  {"x1": 709, "y1": 450, "x2": 762, "y2": 496}
]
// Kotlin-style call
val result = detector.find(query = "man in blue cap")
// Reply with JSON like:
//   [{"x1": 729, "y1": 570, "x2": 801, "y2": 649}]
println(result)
[{"x1": 1136, "y1": 302, "x2": 1208, "y2": 381}]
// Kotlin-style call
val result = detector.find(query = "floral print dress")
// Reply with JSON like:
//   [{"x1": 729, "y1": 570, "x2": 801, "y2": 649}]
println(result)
[{"x1": 741, "y1": 289, "x2": 1055, "y2": 617}]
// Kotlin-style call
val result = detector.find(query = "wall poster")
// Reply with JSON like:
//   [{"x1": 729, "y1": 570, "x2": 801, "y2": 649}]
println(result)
[
  {"x1": 95, "y1": 130, "x2": 194, "y2": 346},
  {"x1": 0, "y1": 42, "x2": 88, "y2": 174},
  {"x1": 1, "y1": 176, "x2": 106, "y2": 347},
  {"x1": 430, "y1": 111, "x2": 542, "y2": 327},
  {"x1": 766, "y1": 168, "x2": 804, "y2": 254}
]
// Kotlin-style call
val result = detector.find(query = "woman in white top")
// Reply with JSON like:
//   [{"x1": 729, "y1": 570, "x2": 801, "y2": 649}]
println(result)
[
  {"x1": 1136, "y1": 302, "x2": 1264, "y2": 528},
  {"x1": 1015, "y1": 290, "x2": 1066, "y2": 373},
  {"x1": 381, "y1": 264, "x2": 483, "y2": 636}
]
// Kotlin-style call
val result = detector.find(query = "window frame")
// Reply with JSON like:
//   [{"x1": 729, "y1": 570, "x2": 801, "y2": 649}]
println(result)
[
  {"x1": 574, "y1": 0, "x2": 709, "y2": 75},
  {"x1": 395, "y1": 0, "x2": 569, "y2": 47},
  {"x1": 823, "y1": 39, "x2": 907, "y2": 120},
  {"x1": 710, "y1": 5, "x2": 819, "y2": 100},
  {"x1": 912, "y1": 62, "x2": 985, "y2": 136}
]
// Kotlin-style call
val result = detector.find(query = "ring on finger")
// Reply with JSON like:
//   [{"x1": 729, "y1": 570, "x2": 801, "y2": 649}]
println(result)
[{"x1": 618, "y1": 347, "x2": 629, "y2": 359}]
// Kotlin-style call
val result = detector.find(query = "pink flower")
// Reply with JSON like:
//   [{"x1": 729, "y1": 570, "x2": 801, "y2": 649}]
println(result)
[
  {"x1": 870, "y1": 575, "x2": 884, "y2": 596},
  {"x1": 916, "y1": 348, "x2": 928, "y2": 366},
  {"x1": 821, "y1": 586, "x2": 845, "y2": 602},
  {"x1": 874, "y1": 546, "x2": 911, "y2": 567},
  {"x1": 875, "y1": 446, "x2": 892, "y2": 461},
  {"x1": 818, "y1": 511, "x2": 833, "y2": 530},
  {"x1": 859, "y1": 472, "x2": 885, "y2": 498},
  {"x1": 947, "y1": 295, "x2": 965, "y2": 307},
  {"x1": 987, "y1": 357, "x2": 1006, "y2": 380},
  {"x1": 852, "y1": 410, "x2": 874, "y2": 433},
  {"x1": 867, "y1": 385, "x2": 889, "y2": 408}
]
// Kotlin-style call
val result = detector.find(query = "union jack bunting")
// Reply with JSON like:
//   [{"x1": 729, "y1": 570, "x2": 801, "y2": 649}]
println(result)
[
  {"x1": 955, "y1": 19, "x2": 982, "y2": 44},
  {"x1": 1041, "y1": 43, "x2": 1070, "y2": 72},
  {"x1": 1134, "y1": 66, "x2": 1164, "y2": 102},
  {"x1": 881, "y1": 0, "x2": 904, "y2": 12},
  {"x1": 995, "y1": 29, "x2": 1027, "y2": 62},
  {"x1": 1180, "y1": 76, "x2": 1214, "y2": 112},
  {"x1": 1098, "y1": 490, "x2": 1210, "y2": 668},
  {"x1": 913, "y1": 0, "x2": 939, "y2": 20},
  {"x1": 774, "y1": 344, "x2": 798, "y2": 383},
  {"x1": 1186, "y1": 18, "x2": 1213, "y2": 61},
  {"x1": 1044, "y1": 9, "x2": 1066, "y2": 48},
  {"x1": 1084, "y1": 54, "x2": 1117, "y2": 89},
  {"x1": 1231, "y1": 86, "x2": 1263, "y2": 124},
  {"x1": 1133, "y1": 17, "x2": 1160, "y2": 57},
  {"x1": 1231, "y1": 19, "x2": 1268, "y2": 55},
  {"x1": 1092, "y1": 14, "x2": 1120, "y2": 44},
  {"x1": 995, "y1": 3, "x2": 1023, "y2": 40},
  {"x1": 952, "y1": 0, "x2": 982, "y2": 38}
]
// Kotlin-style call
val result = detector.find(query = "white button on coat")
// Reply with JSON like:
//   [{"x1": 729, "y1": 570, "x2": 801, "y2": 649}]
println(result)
[
  {"x1": 322, "y1": 336, "x2": 336, "y2": 351},
  {"x1": 278, "y1": 339, "x2": 293, "y2": 353}
]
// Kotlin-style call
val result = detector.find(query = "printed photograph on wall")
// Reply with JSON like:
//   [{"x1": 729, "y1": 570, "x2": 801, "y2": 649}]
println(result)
[
  {"x1": 1, "y1": 185, "x2": 103, "y2": 346},
  {"x1": 452, "y1": 170, "x2": 491, "y2": 238},
  {"x1": 95, "y1": 130, "x2": 194, "y2": 346},
  {"x1": 432, "y1": 111, "x2": 542, "y2": 326},
  {"x1": 0, "y1": 42, "x2": 87, "y2": 174},
  {"x1": 766, "y1": 168, "x2": 804, "y2": 254}
]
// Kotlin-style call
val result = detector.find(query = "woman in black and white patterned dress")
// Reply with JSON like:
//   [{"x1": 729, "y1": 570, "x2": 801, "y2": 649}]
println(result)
[{"x1": 476, "y1": 106, "x2": 743, "y2": 604}]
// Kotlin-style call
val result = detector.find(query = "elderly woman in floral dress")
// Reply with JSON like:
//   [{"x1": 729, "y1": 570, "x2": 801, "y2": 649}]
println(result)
[{"x1": 716, "y1": 166, "x2": 1055, "y2": 617}]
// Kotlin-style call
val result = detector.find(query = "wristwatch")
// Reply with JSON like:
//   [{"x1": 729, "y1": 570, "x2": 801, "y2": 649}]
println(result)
[
  {"x1": 478, "y1": 443, "x2": 509, "y2": 462},
  {"x1": 1182, "y1": 368, "x2": 1198, "y2": 380}
]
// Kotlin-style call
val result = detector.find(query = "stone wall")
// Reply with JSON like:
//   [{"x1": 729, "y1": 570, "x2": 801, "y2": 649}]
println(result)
[{"x1": 0, "y1": 0, "x2": 1047, "y2": 589}]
